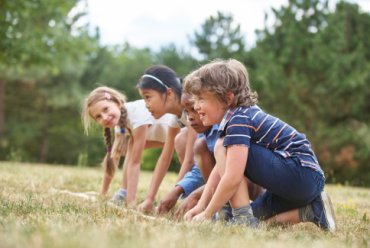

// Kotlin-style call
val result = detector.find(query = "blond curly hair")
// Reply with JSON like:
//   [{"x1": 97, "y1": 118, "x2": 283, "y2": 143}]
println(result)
[{"x1": 183, "y1": 58, "x2": 257, "y2": 107}]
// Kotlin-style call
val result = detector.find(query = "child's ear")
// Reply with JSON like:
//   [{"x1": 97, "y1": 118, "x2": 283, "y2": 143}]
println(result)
[
  {"x1": 226, "y1": 91, "x2": 235, "y2": 106},
  {"x1": 166, "y1": 88, "x2": 175, "y2": 98}
]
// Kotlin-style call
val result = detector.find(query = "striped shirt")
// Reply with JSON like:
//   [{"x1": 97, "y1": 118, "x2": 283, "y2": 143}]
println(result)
[{"x1": 218, "y1": 105, "x2": 324, "y2": 175}]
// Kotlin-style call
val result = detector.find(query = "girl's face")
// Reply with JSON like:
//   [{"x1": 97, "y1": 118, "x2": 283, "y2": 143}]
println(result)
[
  {"x1": 138, "y1": 88, "x2": 167, "y2": 119},
  {"x1": 193, "y1": 91, "x2": 228, "y2": 126},
  {"x1": 89, "y1": 100, "x2": 121, "y2": 128}
]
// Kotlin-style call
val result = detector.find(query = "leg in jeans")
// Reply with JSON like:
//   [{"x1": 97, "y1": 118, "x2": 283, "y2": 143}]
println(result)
[{"x1": 246, "y1": 144, "x2": 325, "y2": 224}]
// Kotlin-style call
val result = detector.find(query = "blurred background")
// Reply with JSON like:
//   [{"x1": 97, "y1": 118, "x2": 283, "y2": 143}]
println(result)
[{"x1": 0, "y1": 0, "x2": 369, "y2": 186}]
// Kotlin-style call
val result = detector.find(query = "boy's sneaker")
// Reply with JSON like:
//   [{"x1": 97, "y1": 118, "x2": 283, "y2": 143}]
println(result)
[
  {"x1": 227, "y1": 205, "x2": 259, "y2": 229},
  {"x1": 299, "y1": 191, "x2": 336, "y2": 232},
  {"x1": 228, "y1": 215, "x2": 259, "y2": 229},
  {"x1": 109, "y1": 189, "x2": 127, "y2": 206},
  {"x1": 217, "y1": 203, "x2": 233, "y2": 222}
]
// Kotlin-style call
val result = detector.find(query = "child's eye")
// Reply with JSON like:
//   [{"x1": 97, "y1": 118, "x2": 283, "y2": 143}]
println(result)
[
  {"x1": 95, "y1": 115, "x2": 102, "y2": 120},
  {"x1": 103, "y1": 107, "x2": 109, "y2": 112}
]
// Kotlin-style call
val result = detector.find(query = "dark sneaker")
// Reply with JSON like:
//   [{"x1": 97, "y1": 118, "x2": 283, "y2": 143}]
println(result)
[{"x1": 300, "y1": 191, "x2": 336, "y2": 232}]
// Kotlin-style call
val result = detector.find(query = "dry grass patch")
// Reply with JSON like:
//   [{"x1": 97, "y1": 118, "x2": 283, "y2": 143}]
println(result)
[{"x1": 0, "y1": 162, "x2": 369, "y2": 248}]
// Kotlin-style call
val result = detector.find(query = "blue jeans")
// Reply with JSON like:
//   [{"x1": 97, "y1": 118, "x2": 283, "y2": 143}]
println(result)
[{"x1": 246, "y1": 144, "x2": 325, "y2": 220}]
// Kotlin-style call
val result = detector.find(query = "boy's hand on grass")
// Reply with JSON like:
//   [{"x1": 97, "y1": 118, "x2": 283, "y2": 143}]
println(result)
[
  {"x1": 174, "y1": 193, "x2": 199, "y2": 220},
  {"x1": 192, "y1": 211, "x2": 210, "y2": 222},
  {"x1": 137, "y1": 198, "x2": 153, "y2": 213},
  {"x1": 156, "y1": 188, "x2": 182, "y2": 215},
  {"x1": 183, "y1": 205, "x2": 204, "y2": 221}
]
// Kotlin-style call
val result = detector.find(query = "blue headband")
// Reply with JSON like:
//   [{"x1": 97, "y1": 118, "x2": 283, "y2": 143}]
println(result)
[{"x1": 142, "y1": 74, "x2": 169, "y2": 89}]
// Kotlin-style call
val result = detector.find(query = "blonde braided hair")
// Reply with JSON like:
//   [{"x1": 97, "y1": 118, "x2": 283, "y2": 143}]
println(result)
[{"x1": 81, "y1": 86, "x2": 128, "y2": 177}]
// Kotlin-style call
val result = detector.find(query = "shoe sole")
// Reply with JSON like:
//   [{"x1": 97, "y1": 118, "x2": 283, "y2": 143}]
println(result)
[{"x1": 321, "y1": 191, "x2": 336, "y2": 232}]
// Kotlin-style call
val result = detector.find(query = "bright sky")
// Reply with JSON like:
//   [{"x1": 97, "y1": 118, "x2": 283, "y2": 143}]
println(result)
[{"x1": 81, "y1": 0, "x2": 370, "y2": 51}]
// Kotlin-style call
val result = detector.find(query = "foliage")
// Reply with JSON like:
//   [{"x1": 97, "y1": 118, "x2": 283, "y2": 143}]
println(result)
[
  {"x1": 141, "y1": 148, "x2": 181, "y2": 172},
  {"x1": 1, "y1": 0, "x2": 369, "y2": 186},
  {"x1": 0, "y1": 0, "x2": 97, "y2": 163},
  {"x1": 154, "y1": 44, "x2": 199, "y2": 77},
  {"x1": 189, "y1": 11, "x2": 247, "y2": 61},
  {"x1": 0, "y1": 0, "x2": 82, "y2": 65}
]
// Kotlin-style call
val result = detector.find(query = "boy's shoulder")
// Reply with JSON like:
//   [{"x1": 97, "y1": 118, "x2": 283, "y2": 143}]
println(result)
[
  {"x1": 219, "y1": 105, "x2": 262, "y2": 131},
  {"x1": 232, "y1": 105, "x2": 262, "y2": 117},
  {"x1": 219, "y1": 106, "x2": 253, "y2": 130}
]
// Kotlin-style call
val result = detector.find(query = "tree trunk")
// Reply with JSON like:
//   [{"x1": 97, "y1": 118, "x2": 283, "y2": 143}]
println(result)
[{"x1": 0, "y1": 79, "x2": 5, "y2": 142}]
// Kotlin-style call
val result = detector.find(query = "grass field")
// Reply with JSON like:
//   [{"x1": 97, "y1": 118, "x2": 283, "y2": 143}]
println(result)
[{"x1": 0, "y1": 162, "x2": 369, "y2": 248}]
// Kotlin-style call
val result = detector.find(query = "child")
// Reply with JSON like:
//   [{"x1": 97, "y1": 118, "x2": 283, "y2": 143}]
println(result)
[
  {"x1": 136, "y1": 65, "x2": 199, "y2": 213},
  {"x1": 155, "y1": 93, "x2": 216, "y2": 214},
  {"x1": 81, "y1": 86, "x2": 181, "y2": 208},
  {"x1": 158, "y1": 93, "x2": 264, "y2": 218},
  {"x1": 182, "y1": 59, "x2": 336, "y2": 232}
]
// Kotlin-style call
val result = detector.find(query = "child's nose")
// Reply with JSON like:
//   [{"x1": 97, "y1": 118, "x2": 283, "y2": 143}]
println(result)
[
  {"x1": 101, "y1": 113, "x2": 109, "y2": 120},
  {"x1": 194, "y1": 102, "x2": 200, "y2": 111}
]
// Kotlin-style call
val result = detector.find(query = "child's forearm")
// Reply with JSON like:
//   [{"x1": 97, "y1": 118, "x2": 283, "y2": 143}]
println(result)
[
  {"x1": 188, "y1": 185, "x2": 205, "y2": 200},
  {"x1": 165, "y1": 185, "x2": 184, "y2": 201},
  {"x1": 145, "y1": 153, "x2": 172, "y2": 201},
  {"x1": 176, "y1": 127, "x2": 197, "y2": 181},
  {"x1": 204, "y1": 173, "x2": 241, "y2": 218},
  {"x1": 125, "y1": 161, "x2": 140, "y2": 204},
  {"x1": 204, "y1": 144, "x2": 250, "y2": 217},
  {"x1": 101, "y1": 173, "x2": 113, "y2": 195}
]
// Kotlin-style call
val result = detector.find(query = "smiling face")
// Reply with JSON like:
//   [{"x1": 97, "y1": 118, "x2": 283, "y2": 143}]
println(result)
[
  {"x1": 138, "y1": 88, "x2": 168, "y2": 119},
  {"x1": 181, "y1": 93, "x2": 209, "y2": 134},
  {"x1": 89, "y1": 100, "x2": 121, "y2": 128},
  {"x1": 193, "y1": 91, "x2": 228, "y2": 126}
]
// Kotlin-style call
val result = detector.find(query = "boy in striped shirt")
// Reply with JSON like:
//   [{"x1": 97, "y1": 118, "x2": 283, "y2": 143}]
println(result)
[{"x1": 182, "y1": 59, "x2": 336, "y2": 232}]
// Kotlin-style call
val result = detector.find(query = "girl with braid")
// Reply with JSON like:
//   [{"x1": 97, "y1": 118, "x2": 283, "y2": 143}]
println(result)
[{"x1": 81, "y1": 86, "x2": 181, "y2": 208}]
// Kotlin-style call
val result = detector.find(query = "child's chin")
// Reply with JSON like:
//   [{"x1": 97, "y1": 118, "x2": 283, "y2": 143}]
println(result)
[{"x1": 200, "y1": 119, "x2": 210, "y2": 126}]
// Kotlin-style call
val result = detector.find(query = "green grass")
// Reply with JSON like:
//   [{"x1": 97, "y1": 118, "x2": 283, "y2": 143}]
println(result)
[{"x1": 0, "y1": 162, "x2": 369, "y2": 248}]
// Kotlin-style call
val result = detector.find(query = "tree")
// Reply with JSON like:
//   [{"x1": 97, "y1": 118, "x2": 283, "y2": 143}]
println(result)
[
  {"x1": 155, "y1": 44, "x2": 198, "y2": 77},
  {"x1": 189, "y1": 11, "x2": 247, "y2": 61},
  {"x1": 0, "y1": 0, "x2": 97, "y2": 162}
]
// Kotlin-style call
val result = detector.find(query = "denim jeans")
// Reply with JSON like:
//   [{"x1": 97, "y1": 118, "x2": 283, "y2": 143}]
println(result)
[
  {"x1": 176, "y1": 164, "x2": 205, "y2": 198},
  {"x1": 246, "y1": 144, "x2": 325, "y2": 219}
]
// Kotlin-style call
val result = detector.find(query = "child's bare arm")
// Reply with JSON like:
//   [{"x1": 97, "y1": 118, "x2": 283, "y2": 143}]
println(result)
[
  {"x1": 176, "y1": 125, "x2": 197, "y2": 181},
  {"x1": 204, "y1": 145, "x2": 249, "y2": 218},
  {"x1": 174, "y1": 185, "x2": 205, "y2": 219},
  {"x1": 138, "y1": 127, "x2": 179, "y2": 212},
  {"x1": 125, "y1": 125, "x2": 148, "y2": 206}
]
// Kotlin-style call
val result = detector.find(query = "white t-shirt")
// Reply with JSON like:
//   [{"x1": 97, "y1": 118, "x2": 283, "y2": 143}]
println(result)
[{"x1": 123, "y1": 99, "x2": 178, "y2": 143}]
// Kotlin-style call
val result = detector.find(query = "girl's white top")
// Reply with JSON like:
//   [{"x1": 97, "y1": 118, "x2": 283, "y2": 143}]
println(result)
[{"x1": 122, "y1": 99, "x2": 179, "y2": 143}]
